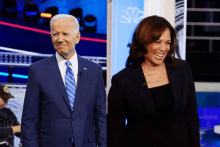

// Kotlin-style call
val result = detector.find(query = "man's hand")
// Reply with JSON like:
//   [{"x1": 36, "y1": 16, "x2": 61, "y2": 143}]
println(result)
[{"x1": 12, "y1": 125, "x2": 21, "y2": 133}]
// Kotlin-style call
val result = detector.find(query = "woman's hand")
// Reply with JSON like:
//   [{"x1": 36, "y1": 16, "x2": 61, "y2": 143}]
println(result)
[{"x1": 12, "y1": 125, "x2": 21, "y2": 133}]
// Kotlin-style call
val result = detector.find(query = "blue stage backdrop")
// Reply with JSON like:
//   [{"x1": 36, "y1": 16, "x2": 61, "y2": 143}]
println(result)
[
  {"x1": 111, "y1": 0, "x2": 144, "y2": 77},
  {"x1": 0, "y1": 0, "x2": 106, "y2": 34},
  {"x1": 0, "y1": 17, "x2": 106, "y2": 56}
]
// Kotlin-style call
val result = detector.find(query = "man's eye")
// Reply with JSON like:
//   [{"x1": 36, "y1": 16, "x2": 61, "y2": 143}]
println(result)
[
  {"x1": 53, "y1": 34, "x2": 57, "y2": 36},
  {"x1": 64, "y1": 33, "x2": 69, "y2": 36}
]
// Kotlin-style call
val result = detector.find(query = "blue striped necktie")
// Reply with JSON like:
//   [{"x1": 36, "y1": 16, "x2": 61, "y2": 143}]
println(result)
[
  {"x1": 65, "y1": 61, "x2": 76, "y2": 143},
  {"x1": 65, "y1": 61, "x2": 76, "y2": 110}
]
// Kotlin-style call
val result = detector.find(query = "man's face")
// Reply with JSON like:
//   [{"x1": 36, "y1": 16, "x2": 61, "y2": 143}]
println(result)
[{"x1": 51, "y1": 18, "x2": 80, "y2": 60}]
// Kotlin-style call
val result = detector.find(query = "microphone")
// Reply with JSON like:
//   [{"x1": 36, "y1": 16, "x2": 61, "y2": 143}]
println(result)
[
  {"x1": 78, "y1": 72, "x2": 82, "y2": 77},
  {"x1": 142, "y1": 83, "x2": 147, "y2": 86}
]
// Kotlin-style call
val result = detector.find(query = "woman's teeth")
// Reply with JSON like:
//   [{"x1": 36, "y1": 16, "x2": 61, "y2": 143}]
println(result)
[{"x1": 153, "y1": 53, "x2": 164, "y2": 58}]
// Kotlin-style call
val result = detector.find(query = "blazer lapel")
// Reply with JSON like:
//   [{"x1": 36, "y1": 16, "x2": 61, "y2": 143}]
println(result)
[
  {"x1": 73, "y1": 55, "x2": 88, "y2": 111},
  {"x1": 131, "y1": 66, "x2": 158, "y2": 117},
  {"x1": 46, "y1": 54, "x2": 72, "y2": 111},
  {"x1": 166, "y1": 63, "x2": 180, "y2": 115},
  {"x1": 131, "y1": 65, "x2": 172, "y2": 130}
]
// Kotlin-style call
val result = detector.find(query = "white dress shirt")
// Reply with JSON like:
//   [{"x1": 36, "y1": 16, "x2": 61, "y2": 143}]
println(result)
[{"x1": 55, "y1": 52, "x2": 78, "y2": 87}]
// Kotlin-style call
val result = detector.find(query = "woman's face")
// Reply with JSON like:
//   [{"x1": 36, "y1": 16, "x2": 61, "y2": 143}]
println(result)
[
  {"x1": 145, "y1": 28, "x2": 171, "y2": 66},
  {"x1": 0, "y1": 97, "x2": 6, "y2": 108}
]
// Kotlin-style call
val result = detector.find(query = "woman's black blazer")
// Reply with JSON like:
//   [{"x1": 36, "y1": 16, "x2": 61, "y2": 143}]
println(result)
[{"x1": 107, "y1": 59, "x2": 200, "y2": 147}]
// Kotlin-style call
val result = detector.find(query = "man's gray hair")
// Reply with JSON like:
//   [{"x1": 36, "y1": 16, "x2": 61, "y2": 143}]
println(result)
[{"x1": 50, "y1": 14, "x2": 79, "y2": 35}]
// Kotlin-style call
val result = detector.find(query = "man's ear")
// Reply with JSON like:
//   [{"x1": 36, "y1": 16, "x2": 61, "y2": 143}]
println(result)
[{"x1": 76, "y1": 32, "x2": 81, "y2": 44}]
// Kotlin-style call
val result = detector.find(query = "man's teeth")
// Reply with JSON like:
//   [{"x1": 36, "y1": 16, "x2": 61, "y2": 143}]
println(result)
[{"x1": 154, "y1": 53, "x2": 164, "y2": 57}]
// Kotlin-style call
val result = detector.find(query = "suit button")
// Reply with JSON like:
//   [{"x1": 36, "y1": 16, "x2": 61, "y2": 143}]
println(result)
[{"x1": 72, "y1": 118, "x2": 74, "y2": 121}]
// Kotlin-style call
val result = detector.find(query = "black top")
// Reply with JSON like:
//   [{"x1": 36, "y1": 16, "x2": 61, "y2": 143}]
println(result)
[
  {"x1": 0, "y1": 107, "x2": 21, "y2": 147},
  {"x1": 149, "y1": 83, "x2": 174, "y2": 118}
]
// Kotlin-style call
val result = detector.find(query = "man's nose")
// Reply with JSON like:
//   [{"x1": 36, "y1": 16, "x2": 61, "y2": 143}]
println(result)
[{"x1": 57, "y1": 34, "x2": 64, "y2": 42}]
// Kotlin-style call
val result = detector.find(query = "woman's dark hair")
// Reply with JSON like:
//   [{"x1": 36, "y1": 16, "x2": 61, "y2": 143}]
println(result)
[{"x1": 126, "y1": 15, "x2": 180, "y2": 68}]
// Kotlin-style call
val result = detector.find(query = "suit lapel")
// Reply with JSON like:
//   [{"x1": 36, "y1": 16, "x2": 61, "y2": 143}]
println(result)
[
  {"x1": 131, "y1": 66, "x2": 158, "y2": 117},
  {"x1": 165, "y1": 63, "x2": 180, "y2": 115},
  {"x1": 46, "y1": 55, "x2": 72, "y2": 112},
  {"x1": 131, "y1": 64, "x2": 180, "y2": 130},
  {"x1": 73, "y1": 55, "x2": 88, "y2": 111}
]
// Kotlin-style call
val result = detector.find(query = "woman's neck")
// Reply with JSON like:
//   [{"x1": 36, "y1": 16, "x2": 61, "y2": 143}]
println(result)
[{"x1": 142, "y1": 61, "x2": 164, "y2": 72}]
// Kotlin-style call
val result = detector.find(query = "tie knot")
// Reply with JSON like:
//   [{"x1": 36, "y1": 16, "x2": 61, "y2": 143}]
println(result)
[{"x1": 66, "y1": 61, "x2": 71, "y2": 67}]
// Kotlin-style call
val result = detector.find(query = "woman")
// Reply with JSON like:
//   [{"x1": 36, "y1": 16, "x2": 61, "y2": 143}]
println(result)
[
  {"x1": 107, "y1": 15, "x2": 200, "y2": 147},
  {"x1": 0, "y1": 84, "x2": 21, "y2": 147}
]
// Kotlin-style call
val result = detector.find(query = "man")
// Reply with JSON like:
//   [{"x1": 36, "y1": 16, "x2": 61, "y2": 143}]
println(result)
[{"x1": 21, "y1": 14, "x2": 106, "y2": 147}]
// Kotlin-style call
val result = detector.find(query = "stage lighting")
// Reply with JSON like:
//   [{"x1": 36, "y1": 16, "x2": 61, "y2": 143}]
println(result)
[
  {"x1": 69, "y1": 8, "x2": 83, "y2": 26},
  {"x1": 40, "y1": 13, "x2": 52, "y2": 18},
  {"x1": 44, "y1": 6, "x2": 58, "y2": 26},
  {"x1": 83, "y1": 15, "x2": 97, "y2": 33},
  {"x1": 2, "y1": 0, "x2": 17, "y2": 18},
  {"x1": 24, "y1": 3, "x2": 39, "y2": 23}
]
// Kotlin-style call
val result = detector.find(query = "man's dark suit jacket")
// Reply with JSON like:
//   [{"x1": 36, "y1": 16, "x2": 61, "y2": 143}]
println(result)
[
  {"x1": 107, "y1": 59, "x2": 200, "y2": 147},
  {"x1": 21, "y1": 54, "x2": 106, "y2": 147}
]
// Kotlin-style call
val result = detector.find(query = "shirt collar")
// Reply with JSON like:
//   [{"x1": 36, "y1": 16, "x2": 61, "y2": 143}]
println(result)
[{"x1": 55, "y1": 51, "x2": 77, "y2": 67}]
